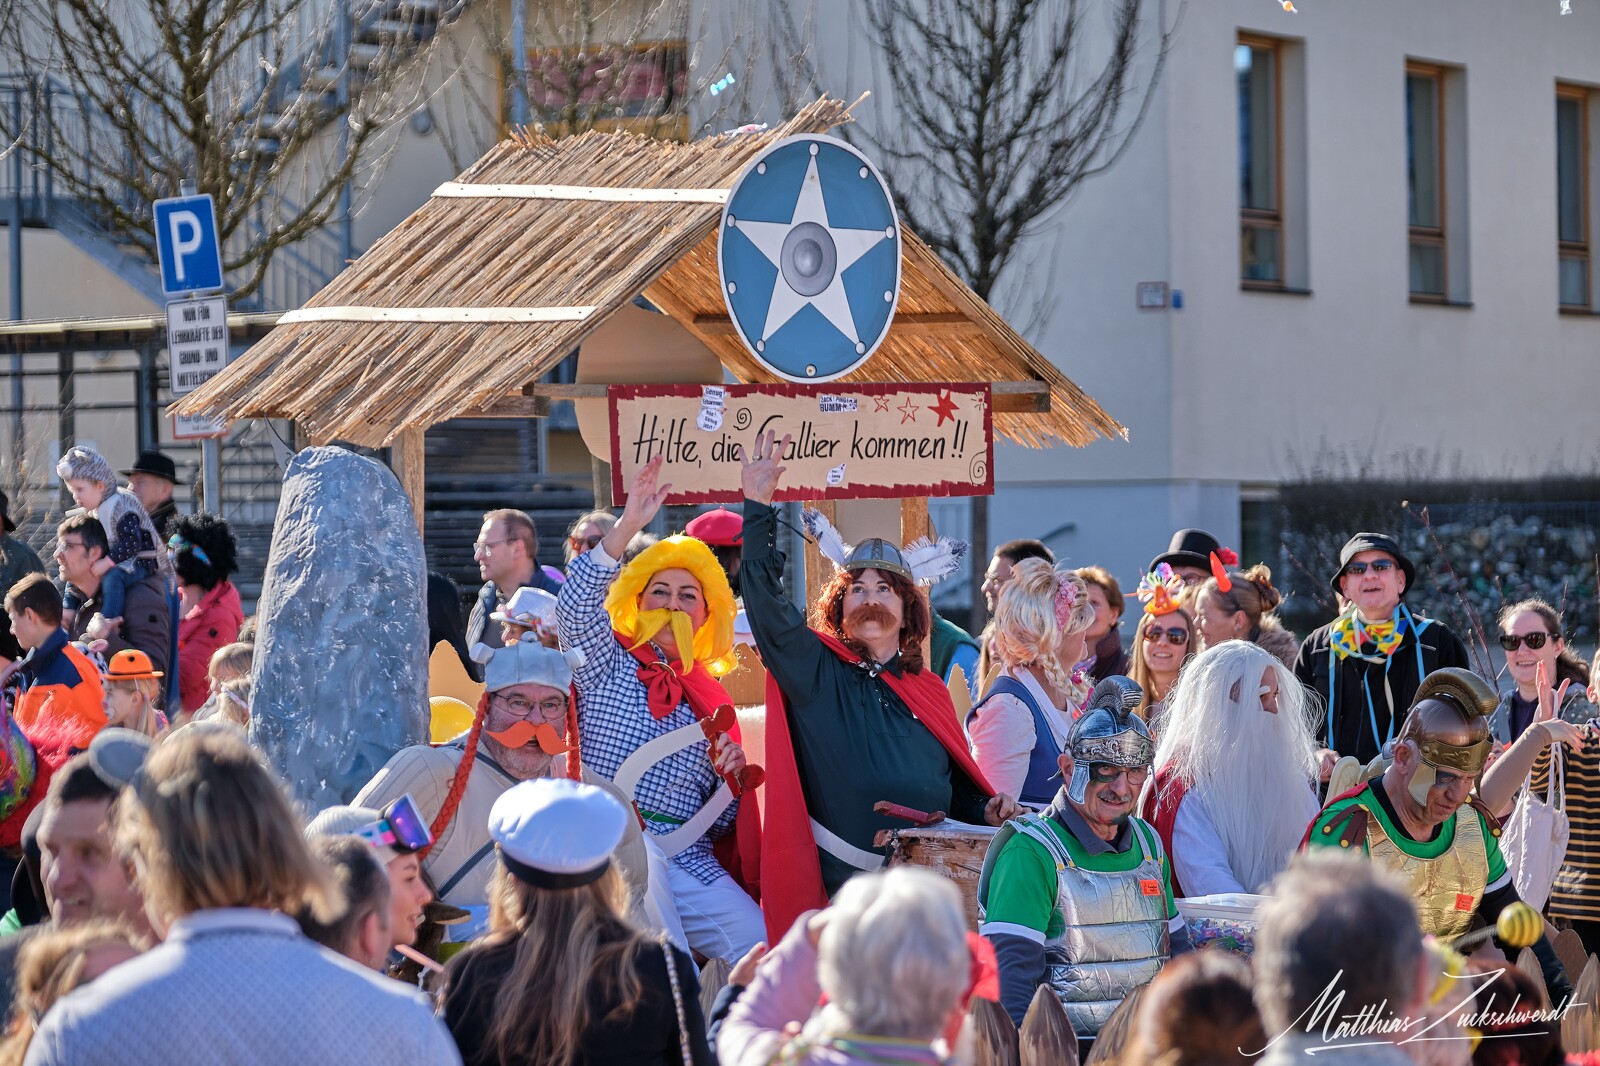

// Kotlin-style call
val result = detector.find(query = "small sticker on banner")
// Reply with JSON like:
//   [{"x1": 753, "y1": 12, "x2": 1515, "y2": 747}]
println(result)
[
  {"x1": 819, "y1": 394, "x2": 858, "y2": 413},
  {"x1": 696, "y1": 407, "x2": 723, "y2": 432},
  {"x1": 1140, "y1": 879, "x2": 1161, "y2": 897},
  {"x1": 1454, "y1": 893, "x2": 1474, "y2": 912},
  {"x1": 826, "y1": 463, "x2": 846, "y2": 486},
  {"x1": 701, "y1": 385, "x2": 726, "y2": 409}
]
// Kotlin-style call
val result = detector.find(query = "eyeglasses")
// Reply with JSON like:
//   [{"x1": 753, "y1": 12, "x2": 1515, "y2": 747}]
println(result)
[
  {"x1": 1090, "y1": 764, "x2": 1150, "y2": 785},
  {"x1": 1341, "y1": 559, "x2": 1396, "y2": 578},
  {"x1": 355, "y1": 794, "x2": 433, "y2": 854},
  {"x1": 473, "y1": 538, "x2": 513, "y2": 557},
  {"x1": 491, "y1": 692, "x2": 568, "y2": 721},
  {"x1": 1499, "y1": 632, "x2": 1554, "y2": 651},
  {"x1": 55, "y1": 539, "x2": 86, "y2": 553},
  {"x1": 568, "y1": 534, "x2": 603, "y2": 550},
  {"x1": 1142, "y1": 625, "x2": 1189, "y2": 645}
]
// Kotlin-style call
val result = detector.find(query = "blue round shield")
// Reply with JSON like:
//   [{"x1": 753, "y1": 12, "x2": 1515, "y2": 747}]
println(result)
[{"x1": 718, "y1": 134, "x2": 902, "y2": 382}]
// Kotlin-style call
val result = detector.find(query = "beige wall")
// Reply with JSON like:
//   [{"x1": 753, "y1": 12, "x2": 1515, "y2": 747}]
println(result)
[{"x1": 0, "y1": 227, "x2": 158, "y2": 320}]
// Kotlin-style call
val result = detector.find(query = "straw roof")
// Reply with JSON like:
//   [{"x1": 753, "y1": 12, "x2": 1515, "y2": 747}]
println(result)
[{"x1": 175, "y1": 96, "x2": 1124, "y2": 450}]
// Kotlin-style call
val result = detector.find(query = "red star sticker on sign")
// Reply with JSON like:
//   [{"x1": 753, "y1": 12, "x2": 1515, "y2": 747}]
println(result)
[
  {"x1": 897, "y1": 397, "x2": 920, "y2": 424},
  {"x1": 873, "y1": 395, "x2": 893, "y2": 413},
  {"x1": 929, "y1": 390, "x2": 959, "y2": 426}
]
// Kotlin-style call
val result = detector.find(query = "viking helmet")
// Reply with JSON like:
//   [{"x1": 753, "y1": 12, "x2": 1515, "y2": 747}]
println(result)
[
  {"x1": 843, "y1": 538, "x2": 911, "y2": 580},
  {"x1": 1065, "y1": 676, "x2": 1154, "y2": 804},
  {"x1": 1396, "y1": 668, "x2": 1495, "y2": 804}
]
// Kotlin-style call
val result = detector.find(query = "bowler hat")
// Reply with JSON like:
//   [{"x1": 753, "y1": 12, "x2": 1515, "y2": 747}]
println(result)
[
  {"x1": 120, "y1": 450, "x2": 178, "y2": 484},
  {"x1": 1150, "y1": 529, "x2": 1222, "y2": 574},
  {"x1": 0, "y1": 488, "x2": 14, "y2": 533},
  {"x1": 1330, "y1": 532, "x2": 1416, "y2": 596}
]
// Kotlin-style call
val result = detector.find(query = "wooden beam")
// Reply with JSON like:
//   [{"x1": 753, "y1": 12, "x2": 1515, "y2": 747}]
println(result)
[
  {"x1": 689, "y1": 312, "x2": 985, "y2": 338},
  {"x1": 804, "y1": 498, "x2": 836, "y2": 613},
  {"x1": 509, "y1": 379, "x2": 1051, "y2": 413},
  {"x1": 391, "y1": 429, "x2": 426, "y2": 538}
]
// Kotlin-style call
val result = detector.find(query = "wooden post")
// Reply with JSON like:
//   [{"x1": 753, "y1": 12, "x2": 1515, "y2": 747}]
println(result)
[
  {"x1": 899, "y1": 496, "x2": 931, "y2": 546},
  {"x1": 803, "y1": 498, "x2": 836, "y2": 613},
  {"x1": 391, "y1": 428, "x2": 426, "y2": 538}
]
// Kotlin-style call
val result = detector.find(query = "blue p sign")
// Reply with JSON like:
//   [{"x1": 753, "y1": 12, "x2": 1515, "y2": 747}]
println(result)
[{"x1": 153, "y1": 194, "x2": 224, "y2": 296}]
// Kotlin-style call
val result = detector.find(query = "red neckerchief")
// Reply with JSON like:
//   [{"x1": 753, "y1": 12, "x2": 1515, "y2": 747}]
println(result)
[{"x1": 617, "y1": 631, "x2": 734, "y2": 721}]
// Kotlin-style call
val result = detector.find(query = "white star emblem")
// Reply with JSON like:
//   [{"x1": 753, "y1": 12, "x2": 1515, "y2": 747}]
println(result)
[{"x1": 730, "y1": 148, "x2": 893, "y2": 351}]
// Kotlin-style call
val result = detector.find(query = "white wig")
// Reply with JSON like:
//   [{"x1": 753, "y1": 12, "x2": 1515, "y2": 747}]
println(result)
[
  {"x1": 808, "y1": 867, "x2": 969, "y2": 1042},
  {"x1": 1152, "y1": 640, "x2": 1319, "y2": 893}
]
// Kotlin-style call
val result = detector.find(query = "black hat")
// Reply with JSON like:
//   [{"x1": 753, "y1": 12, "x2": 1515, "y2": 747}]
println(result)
[
  {"x1": 0, "y1": 488, "x2": 14, "y2": 533},
  {"x1": 120, "y1": 450, "x2": 178, "y2": 484},
  {"x1": 1330, "y1": 532, "x2": 1416, "y2": 596},
  {"x1": 1149, "y1": 529, "x2": 1222, "y2": 574}
]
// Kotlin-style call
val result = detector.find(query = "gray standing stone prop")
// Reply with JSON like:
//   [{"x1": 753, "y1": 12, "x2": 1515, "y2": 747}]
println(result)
[{"x1": 250, "y1": 446, "x2": 428, "y2": 812}]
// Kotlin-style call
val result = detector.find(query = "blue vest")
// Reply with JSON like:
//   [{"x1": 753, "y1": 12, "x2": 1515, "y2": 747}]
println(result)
[{"x1": 969, "y1": 675, "x2": 1062, "y2": 805}]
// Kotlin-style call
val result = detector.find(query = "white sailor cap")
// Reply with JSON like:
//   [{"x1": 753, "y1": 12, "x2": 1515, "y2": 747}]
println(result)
[
  {"x1": 470, "y1": 640, "x2": 584, "y2": 695},
  {"x1": 489, "y1": 778, "x2": 628, "y2": 889},
  {"x1": 490, "y1": 586, "x2": 559, "y2": 628}
]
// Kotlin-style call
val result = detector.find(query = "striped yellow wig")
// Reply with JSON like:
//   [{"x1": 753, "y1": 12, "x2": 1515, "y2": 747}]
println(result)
[{"x1": 603, "y1": 535, "x2": 738, "y2": 676}]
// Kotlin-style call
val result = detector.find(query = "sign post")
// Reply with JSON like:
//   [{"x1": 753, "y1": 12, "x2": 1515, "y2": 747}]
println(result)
[{"x1": 154, "y1": 192, "x2": 227, "y2": 509}]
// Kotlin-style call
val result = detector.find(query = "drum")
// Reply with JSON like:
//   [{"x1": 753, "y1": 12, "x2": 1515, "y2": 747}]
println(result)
[{"x1": 877, "y1": 821, "x2": 1000, "y2": 930}]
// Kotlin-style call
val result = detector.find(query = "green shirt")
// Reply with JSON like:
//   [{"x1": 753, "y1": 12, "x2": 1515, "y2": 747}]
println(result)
[
  {"x1": 981, "y1": 809, "x2": 1178, "y2": 940},
  {"x1": 1307, "y1": 780, "x2": 1509, "y2": 888}
]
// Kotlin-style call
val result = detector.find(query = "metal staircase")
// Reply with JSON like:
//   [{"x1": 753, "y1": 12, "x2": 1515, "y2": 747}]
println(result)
[{"x1": 1, "y1": 0, "x2": 459, "y2": 312}]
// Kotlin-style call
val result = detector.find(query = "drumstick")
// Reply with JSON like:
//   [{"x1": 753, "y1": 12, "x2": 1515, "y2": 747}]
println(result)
[
  {"x1": 874, "y1": 801, "x2": 946, "y2": 827},
  {"x1": 395, "y1": 944, "x2": 444, "y2": 973}
]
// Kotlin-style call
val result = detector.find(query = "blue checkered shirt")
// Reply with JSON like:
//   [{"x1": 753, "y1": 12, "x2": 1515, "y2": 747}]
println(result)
[{"x1": 558, "y1": 547, "x2": 737, "y2": 885}]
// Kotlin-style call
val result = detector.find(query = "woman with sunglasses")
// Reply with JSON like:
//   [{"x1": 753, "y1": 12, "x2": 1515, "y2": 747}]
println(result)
[
  {"x1": 1489, "y1": 598, "x2": 1594, "y2": 747},
  {"x1": 563, "y1": 511, "x2": 617, "y2": 568},
  {"x1": 1128, "y1": 565, "x2": 1195, "y2": 729}
]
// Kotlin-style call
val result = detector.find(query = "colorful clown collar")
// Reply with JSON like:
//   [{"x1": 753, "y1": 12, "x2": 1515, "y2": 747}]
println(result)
[{"x1": 1328, "y1": 606, "x2": 1408, "y2": 662}]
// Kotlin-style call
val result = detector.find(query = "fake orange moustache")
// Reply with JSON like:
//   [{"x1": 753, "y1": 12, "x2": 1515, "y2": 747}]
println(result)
[{"x1": 486, "y1": 720, "x2": 571, "y2": 754}]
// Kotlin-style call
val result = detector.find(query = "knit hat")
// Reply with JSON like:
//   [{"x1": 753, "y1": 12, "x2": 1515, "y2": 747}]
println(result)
[
  {"x1": 56, "y1": 446, "x2": 117, "y2": 494},
  {"x1": 469, "y1": 638, "x2": 584, "y2": 694},
  {"x1": 489, "y1": 778, "x2": 627, "y2": 888},
  {"x1": 490, "y1": 587, "x2": 559, "y2": 628},
  {"x1": 306, "y1": 804, "x2": 397, "y2": 863}
]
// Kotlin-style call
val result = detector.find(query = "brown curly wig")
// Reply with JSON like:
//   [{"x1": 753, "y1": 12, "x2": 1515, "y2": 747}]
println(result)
[{"x1": 809, "y1": 566, "x2": 931, "y2": 673}]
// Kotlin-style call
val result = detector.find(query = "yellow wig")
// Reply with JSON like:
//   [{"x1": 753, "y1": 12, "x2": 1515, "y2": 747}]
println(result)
[{"x1": 604, "y1": 535, "x2": 738, "y2": 677}]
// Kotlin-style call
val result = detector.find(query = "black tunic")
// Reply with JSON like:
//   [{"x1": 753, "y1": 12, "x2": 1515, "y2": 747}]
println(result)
[
  {"x1": 441, "y1": 936, "x2": 712, "y2": 1066},
  {"x1": 741, "y1": 499, "x2": 990, "y2": 895}
]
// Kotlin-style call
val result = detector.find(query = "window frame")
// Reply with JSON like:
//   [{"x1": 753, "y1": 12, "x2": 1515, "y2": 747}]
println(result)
[
  {"x1": 1556, "y1": 84, "x2": 1591, "y2": 312},
  {"x1": 1406, "y1": 63, "x2": 1449, "y2": 304},
  {"x1": 1238, "y1": 33, "x2": 1286, "y2": 291}
]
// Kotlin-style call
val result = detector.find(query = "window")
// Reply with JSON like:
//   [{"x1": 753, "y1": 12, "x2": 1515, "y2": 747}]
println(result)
[
  {"x1": 1237, "y1": 38, "x2": 1282, "y2": 286},
  {"x1": 1406, "y1": 66, "x2": 1446, "y2": 299},
  {"x1": 1557, "y1": 87, "x2": 1590, "y2": 309}
]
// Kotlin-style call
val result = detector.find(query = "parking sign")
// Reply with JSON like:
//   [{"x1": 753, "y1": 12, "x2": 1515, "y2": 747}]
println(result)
[{"x1": 153, "y1": 193, "x2": 224, "y2": 296}]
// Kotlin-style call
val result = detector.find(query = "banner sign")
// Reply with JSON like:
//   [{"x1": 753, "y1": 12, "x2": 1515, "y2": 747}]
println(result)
[{"x1": 609, "y1": 382, "x2": 992, "y2": 504}]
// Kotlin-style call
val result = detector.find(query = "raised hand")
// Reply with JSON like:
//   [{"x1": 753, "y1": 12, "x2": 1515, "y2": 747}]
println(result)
[
  {"x1": 740, "y1": 430, "x2": 791, "y2": 506},
  {"x1": 602, "y1": 455, "x2": 672, "y2": 559},
  {"x1": 1534, "y1": 660, "x2": 1572, "y2": 725}
]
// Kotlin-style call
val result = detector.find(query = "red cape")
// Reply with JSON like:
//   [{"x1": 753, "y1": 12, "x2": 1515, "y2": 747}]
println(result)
[
  {"x1": 1142, "y1": 765, "x2": 1189, "y2": 898},
  {"x1": 618, "y1": 637, "x2": 762, "y2": 900},
  {"x1": 759, "y1": 630, "x2": 994, "y2": 942}
]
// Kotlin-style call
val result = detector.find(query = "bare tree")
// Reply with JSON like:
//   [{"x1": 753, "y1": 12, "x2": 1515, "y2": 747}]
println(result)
[
  {"x1": 862, "y1": 0, "x2": 1177, "y2": 304},
  {"x1": 3, "y1": 0, "x2": 446, "y2": 302}
]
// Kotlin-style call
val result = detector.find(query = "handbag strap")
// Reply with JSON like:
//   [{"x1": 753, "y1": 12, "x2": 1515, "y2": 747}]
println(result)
[
  {"x1": 1551, "y1": 743, "x2": 1565, "y2": 812},
  {"x1": 660, "y1": 935, "x2": 694, "y2": 1066}
]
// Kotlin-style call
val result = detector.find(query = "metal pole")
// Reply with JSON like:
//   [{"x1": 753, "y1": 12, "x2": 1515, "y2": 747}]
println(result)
[
  {"x1": 201, "y1": 437, "x2": 221, "y2": 514},
  {"x1": 338, "y1": 1, "x2": 355, "y2": 265},
  {"x1": 510, "y1": 0, "x2": 530, "y2": 127},
  {"x1": 10, "y1": 89, "x2": 25, "y2": 465}
]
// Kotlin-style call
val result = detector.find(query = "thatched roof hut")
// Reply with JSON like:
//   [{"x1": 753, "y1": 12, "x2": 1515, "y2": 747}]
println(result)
[{"x1": 174, "y1": 96, "x2": 1123, "y2": 452}]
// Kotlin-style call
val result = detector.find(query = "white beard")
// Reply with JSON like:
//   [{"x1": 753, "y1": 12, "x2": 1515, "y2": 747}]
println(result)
[{"x1": 1154, "y1": 646, "x2": 1321, "y2": 893}]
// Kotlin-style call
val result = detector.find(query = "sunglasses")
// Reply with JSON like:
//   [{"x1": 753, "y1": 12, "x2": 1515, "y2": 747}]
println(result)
[
  {"x1": 1341, "y1": 559, "x2": 1396, "y2": 577},
  {"x1": 355, "y1": 794, "x2": 433, "y2": 854},
  {"x1": 1142, "y1": 625, "x2": 1190, "y2": 645},
  {"x1": 1499, "y1": 632, "x2": 1555, "y2": 651},
  {"x1": 569, "y1": 534, "x2": 603, "y2": 550}
]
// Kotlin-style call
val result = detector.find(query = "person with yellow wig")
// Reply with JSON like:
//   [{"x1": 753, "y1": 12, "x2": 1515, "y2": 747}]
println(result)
[{"x1": 557, "y1": 455, "x2": 764, "y2": 965}]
